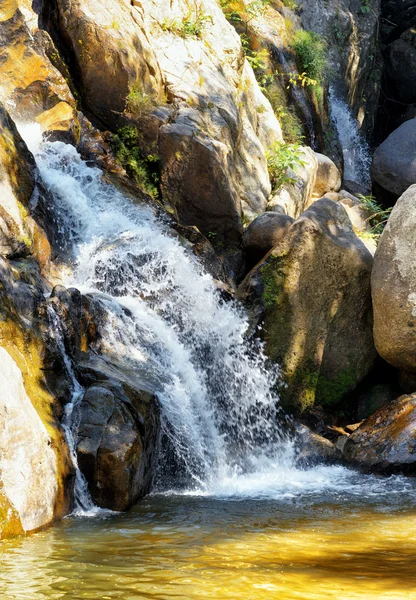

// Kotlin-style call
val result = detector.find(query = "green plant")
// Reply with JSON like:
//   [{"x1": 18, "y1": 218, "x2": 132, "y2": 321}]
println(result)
[
  {"x1": 291, "y1": 30, "x2": 327, "y2": 82},
  {"x1": 163, "y1": 10, "x2": 213, "y2": 37},
  {"x1": 357, "y1": 194, "x2": 392, "y2": 239},
  {"x1": 266, "y1": 141, "x2": 305, "y2": 191},
  {"x1": 111, "y1": 126, "x2": 160, "y2": 199},
  {"x1": 126, "y1": 84, "x2": 155, "y2": 116},
  {"x1": 360, "y1": 0, "x2": 371, "y2": 14},
  {"x1": 281, "y1": 0, "x2": 298, "y2": 9},
  {"x1": 220, "y1": 0, "x2": 270, "y2": 28}
]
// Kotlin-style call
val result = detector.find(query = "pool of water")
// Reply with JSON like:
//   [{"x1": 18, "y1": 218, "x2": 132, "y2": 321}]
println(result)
[{"x1": 2, "y1": 467, "x2": 416, "y2": 600}]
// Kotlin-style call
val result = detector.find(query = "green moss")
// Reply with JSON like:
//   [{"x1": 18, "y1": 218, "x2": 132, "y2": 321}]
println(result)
[
  {"x1": 111, "y1": 126, "x2": 160, "y2": 199},
  {"x1": 260, "y1": 255, "x2": 285, "y2": 309},
  {"x1": 263, "y1": 87, "x2": 304, "y2": 144},
  {"x1": 316, "y1": 366, "x2": 358, "y2": 406}
]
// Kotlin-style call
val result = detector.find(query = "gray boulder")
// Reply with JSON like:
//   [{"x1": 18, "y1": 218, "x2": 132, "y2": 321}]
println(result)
[
  {"x1": 372, "y1": 184, "x2": 416, "y2": 376},
  {"x1": 372, "y1": 119, "x2": 416, "y2": 196}
]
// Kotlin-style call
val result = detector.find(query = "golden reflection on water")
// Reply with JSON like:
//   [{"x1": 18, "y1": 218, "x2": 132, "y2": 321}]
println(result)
[{"x1": 1, "y1": 497, "x2": 416, "y2": 599}]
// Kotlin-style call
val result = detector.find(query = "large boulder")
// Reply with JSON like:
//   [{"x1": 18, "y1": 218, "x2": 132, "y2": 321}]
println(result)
[
  {"x1": 343, "y1": 393, "x2": 416, "y2": 473},
  {"x1": 372, "y1": 184, "x2": 416, "y2": 376},
  {"x1": 76, "y1": 380, "x2": 159, "y2": 512},
  {"x1": 50, "y1": 0, "x2": 282, "y2": 244},
  {"x1": 0, "y1": 1, "x2": 78, "y2": 139},
  {"x1": 238, "y1": 199, "x2": 376, "y2": 413},
  {"x1": 372, "y1": 119, "x2": 416, "y2": 196},
  {"x1": 243, "y1": 212, "x2": 294, "y2": 270},
  {"x1": 0, "y1": 348, "x2": 59, "y2": 533}
]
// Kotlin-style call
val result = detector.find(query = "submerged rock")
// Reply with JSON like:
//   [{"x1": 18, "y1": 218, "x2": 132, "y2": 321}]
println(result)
[
  {"x1": 343, "y1": 393, "x2": 416, "y2": 473},
  {"x1": 372, "y1": 119, "x2": 416, "y2": 196},
  {"x1": 371, "y1": 184, "x2": 416, "y2": 377},
  {"x1": 239, "y1": 199, "x2": 376, "y2": 413}
]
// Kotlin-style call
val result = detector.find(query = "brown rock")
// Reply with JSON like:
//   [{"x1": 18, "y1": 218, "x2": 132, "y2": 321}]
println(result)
[
  {"x1": 313, "y1": 152, "x2": 341, "y2": 198},
  {"x1": 343, "y1": 393, "x2": 416, "y2": 473}
]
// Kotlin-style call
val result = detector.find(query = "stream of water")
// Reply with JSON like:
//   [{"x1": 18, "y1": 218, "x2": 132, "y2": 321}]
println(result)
[{"x1": 2, "y1": 127, "x2": 415, "y2": 599}]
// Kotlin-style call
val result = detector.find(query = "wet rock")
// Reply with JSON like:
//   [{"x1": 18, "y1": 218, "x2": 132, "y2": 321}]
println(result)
[
  {"x1": 295, "y1": 425, "x2": 342, "y2": 467},
  {"x1": 77, "y1": 380, "x2": 160, "y2": 511},
  {"x1": 243, "y1": 212, "x2": 293, "y2": 270},
  {"x1": 372, "y1": 119, "x2": 416, "y2": 196},
  {"x1": 371, "y1": 184, "x2": 416, "y2": 374},
  {"x1": 238, "y1": 199, "x2": 376, "y2": 413},
  {"x1": 313, "y1": 153, "x2": 341, "y2": 198},
  {"x1": 343, "y1": 393, "x2": 416, "y2": 473}
]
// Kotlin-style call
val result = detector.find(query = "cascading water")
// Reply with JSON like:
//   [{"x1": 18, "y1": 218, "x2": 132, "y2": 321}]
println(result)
[
  {"x1": 46, "y1": 305, "x2": 99, "y2": 515},
  {"x1": 21, "y1": 125, "x2": 299, "y2": 498},
  {"x1": 21, "y1": 125, "x2": 397, "y2": 506},
  {"x1": 329, "y1": 86, "x2": 372, "y2": 187}
]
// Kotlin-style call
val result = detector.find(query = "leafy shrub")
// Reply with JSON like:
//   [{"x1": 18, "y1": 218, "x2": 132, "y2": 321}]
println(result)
[
  {"x1": 111, "y1": 127, "x2": 160, "y2": 199},
  {"x1": 126, "y1": 85, "x2": 155, "y2": 116},
  {"x1": 266, "y1": 142, "x2": 305, "y2": 192},
  {"x1": 292, "y1": 30, "x2": 327, "y2": 82}
]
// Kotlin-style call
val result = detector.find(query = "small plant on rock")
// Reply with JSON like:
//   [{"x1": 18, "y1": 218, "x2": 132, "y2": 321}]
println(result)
[
  {"x1": 266, "y1": 141, "x2": 305, "y2": 192},
  {"x1": 111, "y1": 126, "x2": 160, "y2": 199},
  {"x1": 292, "y1": 30, "x2": 327, "y2": 83},
  {"x1": 358, "y1": 194, "x2": 392, "y2": 239}
]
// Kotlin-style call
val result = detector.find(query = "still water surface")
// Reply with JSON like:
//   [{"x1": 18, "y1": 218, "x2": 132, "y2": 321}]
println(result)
[{"x1": 2, "y1": 467, "x2": 416, "y2": 600}]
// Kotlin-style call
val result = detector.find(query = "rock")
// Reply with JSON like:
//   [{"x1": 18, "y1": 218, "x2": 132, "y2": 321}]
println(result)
[
  {"x1": 51, "y1": 0, "x2": 282, "y2": 244},
  {"x1": 372, "y1": 119, "x2": 416, "y2": 196},
  {"x1": 267, "y1": 147, "x2": 318, "y2": 218},
  {"x1": 356, "y1": 383, "x2": 399, "y2": 421},
  {"x1": 0, "y1": 3, "x2": 78, "y2": 140},
  {"x1": 295, "y1": 425, "x2": 342, "y2": 467},
  {"x1": 385, "y1": 28, "x2": 416, "y2": 104},
  {"x1": 76, "y1": 380, "x2": 160, "y2": 512},
  {"x1": 238, "y1": 199, "x2": 376, "y2": 413},
  {"x1": 0, "y1": 347, "x2": 59, "y2": 533},
  {"x1": 313, "y1": 153, "x2": 341, "y2": 198},
  {"x1": 50, "y1": 0, "x2": 164, "y2": 130},
  {"x1": 372, "y1": 184, "x2": 416, "y2": 374},
  {"x1": 300, "y1": 0, "x2": 382, "y2": 137},
  {"x1": 243, "y1": 212, "x2": 294, "y2": 270},
  {"x1": 0, "y1": 105, "x2": 52, "y2": 269},
  {"x1": 343, "y1": 393, "x2": 416, "y2": 473}
]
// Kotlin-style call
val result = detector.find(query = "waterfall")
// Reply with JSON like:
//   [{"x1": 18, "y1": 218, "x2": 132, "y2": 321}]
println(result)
[
  {"x1": 329, "y1": 86, "x2": 371, "y2": 187},
  {"x1": 46, "y1": 305, "x2": 99, "y2": 515},
  {"x1": 22, "y1": 126, "x2": 298, "y2": 498}
]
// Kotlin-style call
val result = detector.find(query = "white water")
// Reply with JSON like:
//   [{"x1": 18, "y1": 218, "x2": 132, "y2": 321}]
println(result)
[
  {"x1": 329, "y1": 87, "x2": 371, "y2": 187},
  {"x1": 46, "y1": 305, "x2": 100, "y2": 516},
  {"x1": 20, "y1": 125, "x2": 406, "y2": 504}
]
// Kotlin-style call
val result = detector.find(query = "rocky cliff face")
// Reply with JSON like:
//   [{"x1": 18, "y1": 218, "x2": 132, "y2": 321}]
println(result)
[{"x1": 0, "y1": 0, "x2": 415, "y2": 538}]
